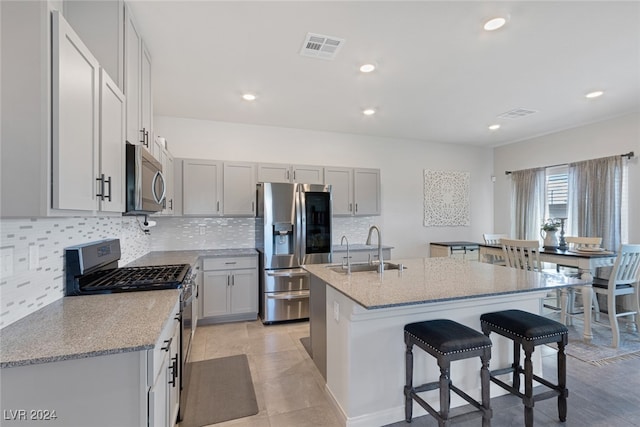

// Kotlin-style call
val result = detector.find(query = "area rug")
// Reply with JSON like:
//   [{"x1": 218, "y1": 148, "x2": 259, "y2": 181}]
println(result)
[
  {"x1": 180, "y1": 354, "x2": 258, "y2": 427},
  {"x1": 547, "y1": 312, "x2": 640, "y2": 366}
]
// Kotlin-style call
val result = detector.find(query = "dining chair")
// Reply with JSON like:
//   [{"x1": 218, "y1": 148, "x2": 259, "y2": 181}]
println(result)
[
  {"x1": 483, "y1": 233, "x2": 508, "y2": 265},
  {"x1": 591, "y1": 244, "x2": 640, "y2": 348},
  {"x1": 562, "y1": 237, "x2": 604, "y2": 318},
  {"x1": 501, "y1": 239, "x2": 543, "y2": 272},
  {"x1": 501, "y1": 239, "x2": 562, "y2": 314}
]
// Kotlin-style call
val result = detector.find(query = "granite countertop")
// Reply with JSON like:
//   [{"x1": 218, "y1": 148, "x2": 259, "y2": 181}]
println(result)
[
  {"x1": 1, "y1": 248, "x2": 258, "y2": 369},
  {"x1": 332, "y1": 244, "x2": 394, "y2": 252},
  {"x1": 304, "y1": 257, "x2": 589, "y2": 309},
  {"x1": 125, "y1": 248, "x2": 257, "y2": 267},
  {"x1": 0, "y1": 289, "x2": 180, "y2": 368}
]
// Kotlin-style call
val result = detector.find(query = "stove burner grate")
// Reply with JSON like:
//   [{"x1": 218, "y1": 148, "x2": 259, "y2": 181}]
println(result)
[{"x1": 79, "y1": 264, "x2": 190, "y2": 292}]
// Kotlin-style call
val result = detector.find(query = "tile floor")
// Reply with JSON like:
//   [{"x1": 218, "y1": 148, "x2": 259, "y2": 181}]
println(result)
[{"x1": 186, "y1": 319, "x2": 640, "y2": 427}]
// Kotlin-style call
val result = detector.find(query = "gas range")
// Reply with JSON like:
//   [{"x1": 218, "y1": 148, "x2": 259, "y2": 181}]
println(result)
[{"x1": 65, "y1": 239, "x2": 190, "y2": 296}]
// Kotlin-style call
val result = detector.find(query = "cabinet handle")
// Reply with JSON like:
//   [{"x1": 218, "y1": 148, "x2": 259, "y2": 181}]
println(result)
[
  {"x1": 293, "y1": 170, "x2": 296, "y2": 181},
  {"x1": 169, "y1": 354, "x2": 178, "y2": 387},
  {"x1": 252, "y1": 201, "x2": 255, "y2": 212},
  {"x1": 226, "y1": 276, "x2": 230, "y2": 287},
  {"x1": 145, "y1": 130, "x2": 150, "y2": 147},
  {"x1": 161, "y1": 337, "x2": 172, "y2": 352},
  {"x1": 286, "y1": 170, "x2": 290, "y2": 181},
  {"x1": 231, "y1": 275, "x2": 235, "y2": 286},
  {"x1": 96, "y1": 174, "x2": 105, "y2": 201},
  {"x1": 349, "y1": 203, "x2": 352, "y2": 213},
  {"x1": 140, "y1": 128, "x2": 146, "y2": 145},
  {"x1": 216, "y1": 201, "x2": 220, "y2": 212},
  {"x1": 105, "y1": 176, "x2": 112, "y2": 202},
  {"x1": 355, "y1": 203, "x2": 358, "y2": 213},
  {"x1": 169, "y1": 199, "x2": 173, "y2": 210},
  {"x1": 225, "y1": 261, "x2": 237, "y2": 265}
]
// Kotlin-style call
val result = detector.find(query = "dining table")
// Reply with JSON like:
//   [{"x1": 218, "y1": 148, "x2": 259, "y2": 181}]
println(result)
[{"x1": 478, "y1": 243, "x2": 618, "y2": 342}]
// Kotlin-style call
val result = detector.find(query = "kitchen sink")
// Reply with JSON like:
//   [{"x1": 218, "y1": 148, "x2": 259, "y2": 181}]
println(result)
[{"x1": 326, "y1": 262, "x2": 405, "y2": 274}]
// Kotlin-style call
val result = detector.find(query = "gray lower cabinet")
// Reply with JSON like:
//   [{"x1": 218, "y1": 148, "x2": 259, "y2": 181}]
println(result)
[
  {"x1": 201, "y1": 256, "x2": 258, "y2": 323},
  {"x1": 0, "y1": 301, "x2": 180, "y2": 427}
]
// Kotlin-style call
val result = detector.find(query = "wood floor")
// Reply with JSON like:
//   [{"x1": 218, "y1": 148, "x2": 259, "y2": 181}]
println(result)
[{"x1": 187, "y1": 319, "x2": 640, "y2": 427}]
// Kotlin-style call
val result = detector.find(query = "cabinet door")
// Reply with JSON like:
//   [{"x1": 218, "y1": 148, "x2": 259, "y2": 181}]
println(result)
[
  {"x1": 141, "y1": 42, "x2": 153, "y2": 153},
  {"x1": 202, "y1": 271, "x2": 230, "y2": 317},
  {"x1": 230, "y1": 269, "x2": 258, "y2": 314},
  {"x1": 257, "y1": 163, "x2": 290, "y2": 183},
  {"x1": 293, "y1": 165, "x2": 324, "y2": 184},
  {"x1": 167, "y1": 322, "x2": 180, "y2": 426},
  {"x1": 183, "y1": 159, "x2": 222, "y2": 216},
  {"x1": 354, "y1": 168, "x2": 381, "y2": 216},
  {"x1": 324, "y1": 167, "x2": 353, "y2": 216},
  {"x1": 148, "y1": 348, "x2": 169, "y2": 427},
  {"x1": 51, "y1": 11, "x2": 99, "y2": 211},
  {"x1": 124, "y1": 4, "x2": 142, "y2": 146},
  {"x1": 99, "y1": 69, "x2": 126, "y2": 213},
  {"x1": 223, "y1": 162, "x2": 257, "y2": 216}
]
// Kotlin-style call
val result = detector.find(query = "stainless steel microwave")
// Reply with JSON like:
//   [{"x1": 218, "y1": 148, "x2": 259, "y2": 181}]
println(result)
[{"x1": 125, "y1": 143, "x2": 166, "y2": 214}]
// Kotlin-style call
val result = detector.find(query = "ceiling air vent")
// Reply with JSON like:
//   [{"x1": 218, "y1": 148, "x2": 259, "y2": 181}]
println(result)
[
  {"x1": 497, "y1": 108, "x2": 538, "y2": 119},
  {"x1": 299, "y1": 33, "x2": 345, "y2": 60}
]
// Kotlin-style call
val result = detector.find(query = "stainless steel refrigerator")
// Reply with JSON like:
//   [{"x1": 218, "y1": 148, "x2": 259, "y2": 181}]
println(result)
[{"x1": 256, "y1": 182, "x2": 332, "y2": 323}]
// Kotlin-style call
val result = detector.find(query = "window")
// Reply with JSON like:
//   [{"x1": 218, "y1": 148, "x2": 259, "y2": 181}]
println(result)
[{"x1": 545, "y1": 166, "x2": 568, "y2": 221}]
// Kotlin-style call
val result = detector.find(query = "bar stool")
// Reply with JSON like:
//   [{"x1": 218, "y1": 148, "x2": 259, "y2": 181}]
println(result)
[
  {"x1": 404, "y1": 319, "x2": 492, "y2": 426},
  {"x1": 480, "y1": 309, "x2": 569, "y2": 427}
]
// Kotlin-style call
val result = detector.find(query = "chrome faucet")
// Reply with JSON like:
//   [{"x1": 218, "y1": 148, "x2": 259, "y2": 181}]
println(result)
[
  {"x1": 340, "y1": 235, "x2": 351, "y2": 274},
  {"x1": 366, "y1": 225, "x2": 383, "y2": 273}
]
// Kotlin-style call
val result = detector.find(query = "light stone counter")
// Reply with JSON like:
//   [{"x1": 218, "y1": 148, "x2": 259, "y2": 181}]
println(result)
[
  {"x1": 0, "y1": 289, "x2": 180, "y2": 368},
  {"x1": 304, "y1": 257, "x2": 591, "y2": 426},
  {"x1": 303, "y1": 256, "x2": 587, "y2": 309},
  {"x1": 125, "y1": 248, "x2": 257, "y2": 267}
]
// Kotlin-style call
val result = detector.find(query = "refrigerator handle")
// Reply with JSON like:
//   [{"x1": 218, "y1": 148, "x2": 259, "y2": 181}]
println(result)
[{"x1": 296, "y1": 185, "x2": 306, "y2": 263}]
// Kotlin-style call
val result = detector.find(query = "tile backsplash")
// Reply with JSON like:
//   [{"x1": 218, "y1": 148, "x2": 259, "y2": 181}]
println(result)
[
  {"x1": 0, "y1": 217, "x2": 151, "y2": 328},
  {"x1": 0, "y1": 215, "x2": 380, "y2": 328}
]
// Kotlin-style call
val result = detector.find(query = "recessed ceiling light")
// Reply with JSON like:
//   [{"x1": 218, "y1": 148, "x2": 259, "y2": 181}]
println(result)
[
  {"x1": 363, "y1": 108, "x2": 376, "y2": 116},
  {"x1": 484, "y1": 17, "x2": 507, "y2": 31},
  {"x1": 359, "y1": 63, "x2": 376, "y2": 73},
  {"x1": 585, "y1": 90, "x2": 604, "y2": 99},
  {"x1": 242, "y1": 93, "x2": 257, "y2": 101},
  {"x1": 488, "y1": 124, "x2": 501, "y2": 131}
]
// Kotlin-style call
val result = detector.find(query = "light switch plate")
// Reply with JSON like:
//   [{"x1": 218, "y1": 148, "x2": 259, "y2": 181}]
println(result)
[{"x1": 333, "y1": 301, "x2": 340, "y2": 322}]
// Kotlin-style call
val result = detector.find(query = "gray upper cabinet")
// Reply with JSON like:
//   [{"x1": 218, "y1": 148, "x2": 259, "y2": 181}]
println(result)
[
  {"x1": 325, "y1": 167, "x2": 381, "y2": 216},
  {"x1": 223, "y1": 162, "x2": 257, "y2": 216},
  {"x1": 354, "y1": 168, "x2": 381, "y2": 216},
  {"x1": 51, "y1": 10, "x2": 101, "y2": 211},
  {"x1": 62, "y1": 0, "x2": 124, "y2": 91},
  {"x1": 182, "y1": 159, "x2": 223, "y2": 216},
  {"x1": 257, "y1": 163, "x2": 324, "y2": 184},
  {"x1": 124, "y1": 3, "x2": 153, "y2": 153}
]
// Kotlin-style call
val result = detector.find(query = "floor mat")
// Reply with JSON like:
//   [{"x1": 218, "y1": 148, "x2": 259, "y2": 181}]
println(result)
[{"x1": 179, "y1": 354, "x2": 259, "y2": 427}]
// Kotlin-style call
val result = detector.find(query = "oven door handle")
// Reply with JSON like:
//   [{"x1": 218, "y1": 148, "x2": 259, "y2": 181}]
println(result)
[{"x1": 266, "y1": 290, "x2": 310, "y2": 300}]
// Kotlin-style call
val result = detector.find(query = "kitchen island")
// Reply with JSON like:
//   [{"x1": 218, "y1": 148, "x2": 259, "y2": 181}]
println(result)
[{"x1": 304, "y1": 257, "x2": 588, "y2": 427}]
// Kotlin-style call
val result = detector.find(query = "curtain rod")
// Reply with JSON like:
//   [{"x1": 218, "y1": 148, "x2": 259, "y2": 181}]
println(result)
[{"x1": 504, "y1": 151, "x2": 635, "y2": 175}]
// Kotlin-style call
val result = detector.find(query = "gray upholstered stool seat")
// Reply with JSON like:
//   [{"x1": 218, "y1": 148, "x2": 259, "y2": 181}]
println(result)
[
  {"x1": 480, "y1": 309, "x2": 569, "y2": 427},
  {"x1": 404, "y1": 319, "x2": 492, "y2": 426}
]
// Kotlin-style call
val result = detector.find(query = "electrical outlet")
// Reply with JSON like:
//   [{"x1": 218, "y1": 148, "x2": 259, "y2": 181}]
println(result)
[
  {"x1": 1, "y1": 247, "x2": 14, "y2": 277},
  {"x1": 333, "y1": 301, "x2": 340, "y2": 321},
  {"x1": 29, "y1": 245, "x2": 39, "y2": 270}
]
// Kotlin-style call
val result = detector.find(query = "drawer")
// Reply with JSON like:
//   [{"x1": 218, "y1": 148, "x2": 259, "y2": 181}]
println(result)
[
  {"x1": 264, "y1": 268, "x2": 309, "y2": 292},
  {"x1": 203, "y1": 256, "x2": 257, "y2": 271}
]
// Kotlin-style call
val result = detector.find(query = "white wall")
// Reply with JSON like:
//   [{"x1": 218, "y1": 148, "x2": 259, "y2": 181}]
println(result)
[
  {"x1": 493, "y1": 112, "x2": 640, "y2": 243},
  {"x1": 154, "y1": 116, "x2": 496, "y2": 258}
]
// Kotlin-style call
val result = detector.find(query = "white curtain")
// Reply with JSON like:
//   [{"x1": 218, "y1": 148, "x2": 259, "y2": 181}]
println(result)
[
  {"x1": 568, "y1": 155, "x2": 623, "y2": 252},
  {"x1": 510, "y1": 168, "x2": 545, "y2": 240}
]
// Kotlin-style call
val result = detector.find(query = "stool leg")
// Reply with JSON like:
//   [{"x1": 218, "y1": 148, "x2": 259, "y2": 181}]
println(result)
[
  {"x1": 512, "y1": 341, "x2": 521, "y2": 392},
  {"x1": 438, "y1": 359, "x2": 451, "y2": 427},
  {"x1": 480, "y1": 349, "x2": 492, "y2": 427},
  {"x1": 404, "y1": 342, "x2": 413, "y2": 422},
  {"x1": 523, "y1": 346, "x2": 534, "y2": 427},
  {"x1": 558, "y1": 340, "x2": 568, "y2": 422}
]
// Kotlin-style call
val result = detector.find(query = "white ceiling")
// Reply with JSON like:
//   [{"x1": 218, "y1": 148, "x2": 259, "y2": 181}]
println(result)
[{"x1": 127, "y1": 1, "x2": 640, "y2": 147}]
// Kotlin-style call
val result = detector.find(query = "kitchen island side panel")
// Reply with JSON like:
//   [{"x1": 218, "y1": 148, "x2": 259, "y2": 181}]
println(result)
[{"x1": 324, "y1": 285, "x2": 545, "y2": 427}]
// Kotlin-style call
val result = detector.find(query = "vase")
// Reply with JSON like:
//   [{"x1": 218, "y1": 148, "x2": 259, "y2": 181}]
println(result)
[{"x1": 540, "y1": 229, "x2": 559, "y2": 249}]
